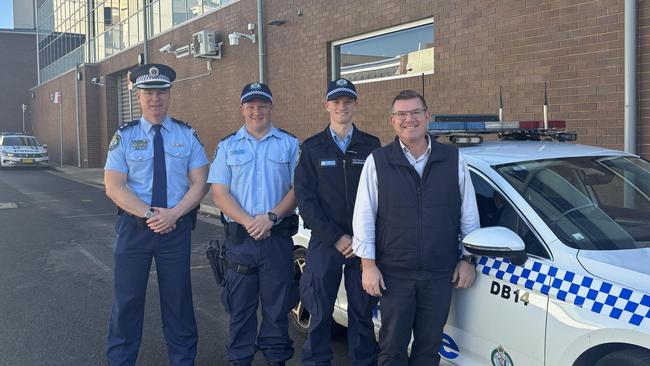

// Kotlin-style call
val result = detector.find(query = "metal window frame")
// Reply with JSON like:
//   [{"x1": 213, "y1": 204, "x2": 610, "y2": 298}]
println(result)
[{"x1": 330, "y1": 18, "x2": 434, "y2": 84}]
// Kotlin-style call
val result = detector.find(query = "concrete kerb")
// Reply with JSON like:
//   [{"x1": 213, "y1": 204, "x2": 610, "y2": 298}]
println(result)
[{"x1": 46, "y1": 164, "x2": 222, "y2": 218}]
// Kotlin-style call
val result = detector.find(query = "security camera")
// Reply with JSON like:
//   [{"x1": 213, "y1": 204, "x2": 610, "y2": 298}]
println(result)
[
  {"x1": 228, "y1": 33, "x2": 240, "y2": 46},
  {"x1": 159, "y1": 43, "x2": 173, "y2": 53},
  {"x1": 91, "y1": 77, "x2": 98, "y2": 84}
]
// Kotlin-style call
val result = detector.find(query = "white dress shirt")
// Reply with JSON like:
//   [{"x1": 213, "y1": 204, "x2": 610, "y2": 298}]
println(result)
[{"x1": 351, "y1": 136, "x2": 480, "y2": 259}]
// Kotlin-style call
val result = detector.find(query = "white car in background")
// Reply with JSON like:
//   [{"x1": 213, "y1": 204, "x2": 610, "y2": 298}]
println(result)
[
  {"x1": 0, "y1": 133, "x2": 49, "y2": 168},
  {"x1": 290, "y1": 120, "x2": 650, "y2": 366}
]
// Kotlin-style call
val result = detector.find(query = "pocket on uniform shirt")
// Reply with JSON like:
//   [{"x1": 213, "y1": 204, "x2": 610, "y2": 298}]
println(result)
[
  {"x1": 165, "y1": 145, "x2": 191, "y2": 175},
  {"x1": 266, "y1": 152, "x2": 291, "y2": 177},
  {"x1": 126, "y1": 149, "x2": 154, "y2": 171}
]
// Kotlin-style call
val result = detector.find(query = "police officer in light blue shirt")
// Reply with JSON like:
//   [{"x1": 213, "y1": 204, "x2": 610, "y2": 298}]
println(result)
[
  {"x1": 209, "y1": 82, "x2": 299, "y2": 366},
  {"x1": 104, "y1": 63, "x2": 209, "y2": 366}
]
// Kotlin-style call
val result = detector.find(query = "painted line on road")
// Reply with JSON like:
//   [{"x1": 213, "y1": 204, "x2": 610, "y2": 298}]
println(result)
[
  {"x1": 78, "y1": 246, "x2": 111, "y2": 272},
  {"x1": 62, "y1": 213, "x2": 115, "y2": 218}
]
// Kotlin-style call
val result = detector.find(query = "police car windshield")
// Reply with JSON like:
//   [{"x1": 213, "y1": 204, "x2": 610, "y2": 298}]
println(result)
[
  {"x1": 496, "y1": 156, "x2": 650, "y2": 251},
  {"x1": 3, "y1": 136, "x2": 40, "y2": 146}
]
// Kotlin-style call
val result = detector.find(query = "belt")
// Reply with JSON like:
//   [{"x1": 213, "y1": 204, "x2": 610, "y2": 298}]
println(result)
[{"x1": 227, "y1": 260, "x2": 258, "y2": 275}]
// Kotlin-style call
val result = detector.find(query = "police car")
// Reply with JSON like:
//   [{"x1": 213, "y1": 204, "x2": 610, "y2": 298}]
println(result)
[
  {"x1": 290, "y1": 120, "x2": 650, "y2": 366},
  {"x1": 0, "y1": 132, "x2": 49, "y2": 168}
]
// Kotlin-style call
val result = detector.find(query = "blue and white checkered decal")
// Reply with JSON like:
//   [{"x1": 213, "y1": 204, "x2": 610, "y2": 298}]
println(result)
[{"x1": 478, "y1": 256, "x2": 650, "y2": 328}]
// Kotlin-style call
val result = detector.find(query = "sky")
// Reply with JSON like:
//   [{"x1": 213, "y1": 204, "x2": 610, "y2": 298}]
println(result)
[{"x1": 0, "y1": 0, "x2": 13, "y2": 29}]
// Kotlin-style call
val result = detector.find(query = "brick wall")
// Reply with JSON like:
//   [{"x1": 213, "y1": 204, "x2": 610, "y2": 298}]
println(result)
[
  {"x1": 29, "y1": 0, "x2": 650, "y2": 166},
  {"x1": 0, "y1": 31, "x2": 37, "y2": 133},
  {"x1": 28, "y1": 69, "x2": 79, "y2": 165}
]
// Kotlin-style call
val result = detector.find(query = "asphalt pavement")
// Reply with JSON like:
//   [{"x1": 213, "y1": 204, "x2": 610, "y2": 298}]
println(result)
[{"x1": 0, "y1": 165, "x2": 351, "y2": 365}]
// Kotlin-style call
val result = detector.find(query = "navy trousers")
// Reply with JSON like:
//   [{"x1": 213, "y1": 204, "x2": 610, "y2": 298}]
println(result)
[
  {"x1": 222, "y1": 235, "x2": 297, "y2": 364},
  {"x1": 107, "y1": 215, "x2": 197, "y2": 366},
  {"x1": 377, "y1": 274, "x2": 453, "y2": 366},
  {"x1": 300, "y1": 239, "x2": 379, "y2": 366}
]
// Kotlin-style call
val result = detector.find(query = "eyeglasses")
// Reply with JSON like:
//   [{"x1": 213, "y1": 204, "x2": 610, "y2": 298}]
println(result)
[{"x1": 391, "y1": 109, "x2": 427, "y2": 120}]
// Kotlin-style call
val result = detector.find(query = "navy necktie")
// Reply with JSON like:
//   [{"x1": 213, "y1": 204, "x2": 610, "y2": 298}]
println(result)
[{"x1": 151, "y1": 124, "x2": 167, "y2": 208}]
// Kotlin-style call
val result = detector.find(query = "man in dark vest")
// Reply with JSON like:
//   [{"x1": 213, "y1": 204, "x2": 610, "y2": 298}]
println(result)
[{"x1": 351, "y1": 90, "x2": 480, "y2": 366}]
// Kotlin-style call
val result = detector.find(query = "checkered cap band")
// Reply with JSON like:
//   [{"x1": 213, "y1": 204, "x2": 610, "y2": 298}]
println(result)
[
  {"x1": 326, "y1": 87, "x2": 357, "y2": 99},
  {"x1": 241, "y1": 90, "x2": 273, "y2": 103},
  {"x1": 478, "y1": 256, "x2": 650, "y2": 328},
  {"x1": 135, "y1": 74, "x2": 171, "y2": 88}
]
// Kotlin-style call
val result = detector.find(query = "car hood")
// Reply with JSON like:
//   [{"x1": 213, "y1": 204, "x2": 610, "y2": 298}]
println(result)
[
  {"x1": 577, "y1": 248, "x2": 650, "y2": 294},
  {"x1": 2, "y1": 146, "x2": 45, "y2": 153}
]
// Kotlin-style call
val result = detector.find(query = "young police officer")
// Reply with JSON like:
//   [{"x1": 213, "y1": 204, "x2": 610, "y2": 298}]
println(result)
[
  {"x1": 294, "y1": 78, "x2": 381, "y2": 366},
  {"x1": 104, "y1": 64, "x2": 209, "y2": 365},
  {"x1": 352, "y1": 90, "x2": 480, "y2": 366},
  {"x1": 209, "y1": 83, "x2": 300, "y2": 366}
]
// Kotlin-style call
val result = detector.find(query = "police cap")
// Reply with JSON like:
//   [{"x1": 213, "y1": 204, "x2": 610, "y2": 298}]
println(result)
[
  {"x1": 129, "y1": 63, "x2": 176, "y2": 89},
  {"x1": 326, "y1": 78, "x2": 357, "y2": 101},
  {"x1": 240, "y1": 82, "x2": 273, "y2": 104}
]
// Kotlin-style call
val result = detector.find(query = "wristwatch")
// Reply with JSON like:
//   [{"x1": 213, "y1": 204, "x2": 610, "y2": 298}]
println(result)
[
  {"x1": 267, "y1": 211, "x2": 278, "y2": 224},
  {"x1": 144, "y1": 207, "x2": 155, "y2": 219},
  {"x1": 460, "y1": 255, "x2": 478, "y2": 266}
]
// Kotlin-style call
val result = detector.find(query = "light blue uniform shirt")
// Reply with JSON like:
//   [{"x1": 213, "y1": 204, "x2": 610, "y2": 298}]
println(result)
[
  {"x1": 329, "y1": 125, "x2": 354, "y2": 153},
  {"x1": 104, "y1": 116, "x2": 209, "y2": 208},
  {"x1": 208, "y1": 125, "x2": 299, "y2": 221}
]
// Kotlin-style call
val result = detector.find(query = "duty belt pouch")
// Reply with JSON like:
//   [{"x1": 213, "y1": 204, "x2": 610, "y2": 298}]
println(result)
[
  {"x1": 221, "y1": 212, "x2": 244, "y2": 244},
  {"x1": 271, "y1": 214, "x2": 299, "y2": 237}
]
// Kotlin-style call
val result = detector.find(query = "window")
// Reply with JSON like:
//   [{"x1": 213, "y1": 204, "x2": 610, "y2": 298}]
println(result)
[
  {"x1": 470, "y1": 171, "x2": 550, "y2": 259},
  {"x1": 331, "y1": 19, "x2": 434, "y2": 83},
  {"x1": 496, "y1": 157, "x2": 650, "y2": 251}
]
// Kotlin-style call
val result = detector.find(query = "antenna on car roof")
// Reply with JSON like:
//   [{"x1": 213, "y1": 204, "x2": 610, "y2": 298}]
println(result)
[
  {"x1": 543, "y1": 82, "x2": 548, "y2": 130},
  {"x1": 499, "y1": 85, "x2": 504, "y2": 122}
]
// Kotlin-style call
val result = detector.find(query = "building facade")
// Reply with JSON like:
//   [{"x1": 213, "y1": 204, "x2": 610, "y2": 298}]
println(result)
[
  {"x1": 0, "y1": 29, "x2": 37, "y2": 133},
  {"x1": 27, "y1": 0, "x2": 650, "y2": 167}
]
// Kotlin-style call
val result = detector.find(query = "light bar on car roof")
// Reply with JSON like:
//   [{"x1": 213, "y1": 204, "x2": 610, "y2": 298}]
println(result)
[
  {"x1": 427, "y1": 119, "x2": 575, "y2": 144},
  {"x1": 427, "y1": 120, "x2": 566, "y2": 133}
]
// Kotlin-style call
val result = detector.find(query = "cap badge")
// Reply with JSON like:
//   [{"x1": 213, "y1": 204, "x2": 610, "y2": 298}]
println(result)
[
  {"x1": 149, "y1": 66, "x2": 159, "y2": 77},
  {"x1": 336, "y1": 79, "x2": 348, "y2": 86},
  {"x1": 251, "y1": 83, "x2": 262, "y2": 90}
]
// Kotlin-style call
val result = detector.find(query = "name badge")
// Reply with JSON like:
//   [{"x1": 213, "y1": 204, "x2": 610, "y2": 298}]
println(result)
[
  {"x1": 320, "y1": 159, "x2": 337, "y2": 167},
  {"x1": 172, "y1": 143, "x2": 185, "y2": 147},
  {"x1": 131, "y1": 139, "x2": 149, "y2": 150},
  {"x1": 231, "y1": 149, "x2": 246, "y2": 155},
  {"x1": 351, "y1": 158, "x2": 366, "y2": 166}
]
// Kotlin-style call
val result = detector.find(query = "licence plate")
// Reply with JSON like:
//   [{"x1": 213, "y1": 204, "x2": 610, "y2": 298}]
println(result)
[{"x1": 22, "y1": 159, "x2": 34, "y2": 163}]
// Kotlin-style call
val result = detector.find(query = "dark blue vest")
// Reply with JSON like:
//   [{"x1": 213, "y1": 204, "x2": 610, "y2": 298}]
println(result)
[{"x1": 373, "y1": 136, "x2": 461, "y2": 279}]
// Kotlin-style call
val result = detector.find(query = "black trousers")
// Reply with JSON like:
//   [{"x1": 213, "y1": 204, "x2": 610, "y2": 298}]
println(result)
[{"x1": 378, "y1": 274, "x2": 453, "y2": 366}]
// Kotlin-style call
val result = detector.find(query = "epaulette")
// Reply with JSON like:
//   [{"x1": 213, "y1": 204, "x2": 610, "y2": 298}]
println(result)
[
  {"x1": 118, "y1": 120, "x2": 139, "y2": 131},
  {"x1": 171, "y1": 118, "x2": 192, "y2": 129},
  {"x1": 277, "y1": 128, "x2": 297, "y2": 139},
  {"x1": 220, "y1": 132, "x2": 237, "y2": 142},
  {"x1": 355, "y1": 128, "x2": 381, "y2": 141},
  {"x1": 302, "y1": 131, "x2": 324, "y2": 146}
]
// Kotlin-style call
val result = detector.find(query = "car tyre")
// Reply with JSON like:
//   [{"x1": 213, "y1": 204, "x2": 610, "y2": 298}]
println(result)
[
  {"x1": 594, "y1": 349, "x2": 650, "y2": 366},
  {"x1": 289, "y1": 247, "x2": 310, "y2": 337}
]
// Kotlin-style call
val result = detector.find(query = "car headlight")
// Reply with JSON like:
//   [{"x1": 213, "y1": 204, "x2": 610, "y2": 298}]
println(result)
[{"x1": 5, "y1": 153, "x2": 15, "y2": 157}]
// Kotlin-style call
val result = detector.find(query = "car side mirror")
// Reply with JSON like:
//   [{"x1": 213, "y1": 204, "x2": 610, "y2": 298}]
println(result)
[{"x1": 462, "y1": 226, "x2": 528, "y2": 266}]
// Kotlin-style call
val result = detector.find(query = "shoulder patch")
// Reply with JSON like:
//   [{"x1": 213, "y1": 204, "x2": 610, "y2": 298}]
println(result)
[
  {"x1": 118, "y1": 120, "x2": 139, "y2": 131},
  {"x1": 171, "y1": 118, "x2": 192, "y2": 129},
  {"x1": 277, "y1": 128, "x2": 297, "y2": 139},
  {"x1": 109, "y1": 134, "x2": 121, "y2": 151}
]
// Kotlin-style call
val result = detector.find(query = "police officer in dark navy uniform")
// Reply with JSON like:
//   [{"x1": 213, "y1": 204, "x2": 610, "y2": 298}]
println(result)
[
  {"x1": 294, "y1": 78, "x2": 381, "y2": 366},
  {"x1": 208, "y1": 82, "x2": 300, "y2": 366},
  {"x1": 104, "y1": 63, "x2": 209, "y2": 366}
]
